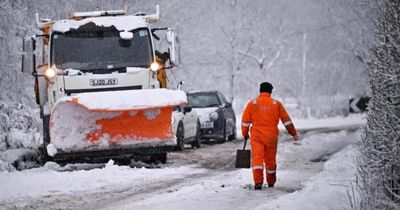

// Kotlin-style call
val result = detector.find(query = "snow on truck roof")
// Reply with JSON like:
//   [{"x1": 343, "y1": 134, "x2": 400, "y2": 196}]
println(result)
[{"x1": 52, "y1": 15, "x2": 149, "y2": 33}]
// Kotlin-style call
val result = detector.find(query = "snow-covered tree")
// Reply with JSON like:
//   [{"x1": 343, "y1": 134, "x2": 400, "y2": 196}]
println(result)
[
  {"x1": 212, "y1": 0, "x2": 256, "y2": 104},
  {"x1": 357, "y1": 0, "x2": 400, "y2": 208}
]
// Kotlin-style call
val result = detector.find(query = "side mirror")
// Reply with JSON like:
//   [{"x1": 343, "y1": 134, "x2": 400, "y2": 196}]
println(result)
[
  {"x1": 225, "y1": 103, "x2": 232, "y2": 108},
  {"x1": 21, "y1": 37, "x2": 36, "y2": 73},
  {"x1": 183, "y1": 105, "x2": 192, "y2": 114},
  {"x1": 177, "y1": 81, "x2": 184, "y2": 90},
  {"x1": 165, "y1": 28, "x2": 180, "y2": 65},
  {"x1": 166, "y1": 29, "x2": 173, "y2": 43}
]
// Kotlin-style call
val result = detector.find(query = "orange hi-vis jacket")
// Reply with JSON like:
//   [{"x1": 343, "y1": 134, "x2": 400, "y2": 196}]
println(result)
[{"x1": 241, "y1": 93, "x2": 297, "y2": 141}]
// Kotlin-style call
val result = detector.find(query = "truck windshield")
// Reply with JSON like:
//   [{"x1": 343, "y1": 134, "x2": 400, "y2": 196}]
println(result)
[
  {"x1": 51, "y1": 28, "x2": 153, "y2": 71},
  {"x1": 187, "y1": 93, "x2": 221, "y2": 108}
]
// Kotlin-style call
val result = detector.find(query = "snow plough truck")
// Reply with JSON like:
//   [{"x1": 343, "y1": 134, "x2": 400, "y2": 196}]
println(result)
[{"x1": 22, "y1": 5, "x2": 185, "y2": 163}]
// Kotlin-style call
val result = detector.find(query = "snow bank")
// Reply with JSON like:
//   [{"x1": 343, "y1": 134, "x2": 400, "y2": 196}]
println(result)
[
  {"x1": 5, "y1": 129, "x2": 41, "y2": 149},
  {"x1": 0, "y1": 149, "x2": 40, "y2": 171},
  {"x1": 57, "y1": 89, "x2": 187, "y2": 111},
  {"x1": 107, "y1": 131, "x2": 361, "y2": 210},
  {"x1": 52, "y1": 15, "x2": 148, "y2": 33},
  {"x1": 284, "y1": 114, "x2": 366, "y2": 131},
  {"x1": 0, "y1": 159, "x2": 14, "y2": 172},
  {"x1": 257, "y1": 145, "x2": 359, "y2": 210},
  {"x1": 236, "y1": 113, "x2": 365, "y2": 139},
  {"x1": 0, "y1": 164, "x2": 207, "y2": 201},
  {"x1": 0, "y1": 103, "x2": 41, "y2": 152},
  {"x1": 0, "y1": 102, "x2": 42, "y2": 171}
]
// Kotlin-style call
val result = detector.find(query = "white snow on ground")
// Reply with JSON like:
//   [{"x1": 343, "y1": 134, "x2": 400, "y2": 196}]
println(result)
[
  {"x1": 0, "y1": 160, "x2": 207, "y2": 201},
  {"x1": 235, "y1": 113, "x2": 365, "y2": 137},
  {"x1": 0, "y1": 115, "x2": 364, "y2": 209},
  {"x1": 279, "y1": 114, "x2": 366, "y2": 131},
  {"x1": 101, "y1": 130, "x2": 362, "y2": 210},
  {"x1": 234, "y1": 113, "x2": 365, "y2": 140},
  {"x1": 258, "y1": 145, "x2": 359, "y2": 210},
  {"x1": 4, "y1": 129, "x2": 41, "y2": 150},
  {"x1": 0, "y1": 149, "x2": 37, "y2": 164}
]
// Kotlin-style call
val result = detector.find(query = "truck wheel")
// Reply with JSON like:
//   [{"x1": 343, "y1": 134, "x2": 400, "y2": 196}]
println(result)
[
  {"x1": 176, "y1": 122, "x2": 185, "y2": 151},
  {"x1": 42, "y1": 115, "x2": 53, "y2": 162},
  {"x1": 191, "y1": 121, "x2": 202, "y2": 149},
  {"x1": 152, "y1": 153, "x2": 167, "y2": 164},
  {"x1": 42, "y1": 115, "x2": 51, "y2": 145}
]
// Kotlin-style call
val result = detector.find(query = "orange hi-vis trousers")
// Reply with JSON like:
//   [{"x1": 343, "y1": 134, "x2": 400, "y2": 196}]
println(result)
[{"x1": 250, "y1": 134, "x2": 277, "y2": 185}]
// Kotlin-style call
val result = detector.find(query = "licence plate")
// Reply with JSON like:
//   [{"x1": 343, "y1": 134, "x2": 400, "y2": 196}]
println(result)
[
  {"x1": 201, "y1": 122, "x2": 214, "y2": 128},
  {"x1": 89, "y1": 78, "x2": 118, "y2": 86}
]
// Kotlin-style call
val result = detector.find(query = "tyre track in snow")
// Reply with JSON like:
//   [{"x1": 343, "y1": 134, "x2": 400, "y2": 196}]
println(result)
[
  {"x1": 0, "y1": 141, "x2": 237, "y2": 210},
  {"x1": 1, "y1": 127, "x2": 360, "y2": 210},
  {"x1": 98, "y1": 128, "x2": 361, "y2": 209},
  {"x1": 16, "y1": 140, "x2": 240, "y2": 210},
  {"x1": 8, "y1": 173, "x2": 212, "y2": 210}
]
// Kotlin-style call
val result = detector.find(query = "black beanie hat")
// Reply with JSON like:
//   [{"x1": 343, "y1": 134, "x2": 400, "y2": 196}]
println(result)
[{"x1": 260, "y1": 82, "x2": 273, "y2": 93}]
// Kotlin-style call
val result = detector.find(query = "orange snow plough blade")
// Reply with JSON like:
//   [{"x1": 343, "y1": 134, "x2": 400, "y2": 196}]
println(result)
[
  {"x1": 86, "y1": 107, "x2": 173, "y2": 143},
  {"x1": 48, "y1": 89, "x2": 186, "y2": 152}
]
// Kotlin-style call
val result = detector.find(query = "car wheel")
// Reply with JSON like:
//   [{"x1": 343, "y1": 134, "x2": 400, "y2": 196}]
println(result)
[
  {"x1": 228, "y1": 126, "x2": 236, "y2": 141},
  {"x1": 176, "y1": 122, "x2": 185, "y2": 151},
  {"x1": 218, "y1": 121, "x2": 227, "y2": 144},
  {"x1": 191, "y1": 121, "x2": 202, "y2": 149}
]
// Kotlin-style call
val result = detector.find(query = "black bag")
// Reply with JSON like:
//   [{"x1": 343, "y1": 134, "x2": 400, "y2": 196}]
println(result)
[{"x1": 235, "y1": 137, "x2": 251, "y2": 168}]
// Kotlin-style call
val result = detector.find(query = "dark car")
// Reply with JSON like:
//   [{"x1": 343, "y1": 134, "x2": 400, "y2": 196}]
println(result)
[{"x1": 187, "y1": 91, "x2": 236, "y2": 143}]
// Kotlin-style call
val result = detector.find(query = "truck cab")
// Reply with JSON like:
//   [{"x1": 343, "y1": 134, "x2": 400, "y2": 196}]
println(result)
[{"x1": 22, "y1": 6, "x2": 184, "y2": 163}]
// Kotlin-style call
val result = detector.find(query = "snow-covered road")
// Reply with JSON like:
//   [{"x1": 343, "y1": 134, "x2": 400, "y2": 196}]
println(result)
[
  {"x1": 101, "y1": 130, "x2": 361, "y2": 210},
  {"x1": 0, "y1": 129, "x2": 362, "y2": 210}
]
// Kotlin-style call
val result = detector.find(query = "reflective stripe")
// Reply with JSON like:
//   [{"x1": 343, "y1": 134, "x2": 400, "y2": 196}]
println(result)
[
  {"x1": 241, "y1": 122, "x2": 251, "y2": 127},
  {"x1": 273, "y1": 100, "x2": 277, "y2": 105},
  {"x1": 252, "y1": 99, "x2": 257, "y2": 105},
  {"x1": 283, "y1": 120, "x2": 293, "y2": 126},
  {"x1": 266, "y1": 169, "x2": 276, "y2": 174},
  {"x1": 252, "y1": 165, "x2": 264, "y2": 170}
]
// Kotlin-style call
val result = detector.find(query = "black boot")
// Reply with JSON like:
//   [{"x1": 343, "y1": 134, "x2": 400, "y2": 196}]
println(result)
[
  {"x1": 254, "y1": 184, "x2": 262, "y2": 190},
  {"x1": 268, "y1": 183, "x2": 274, "y2": 188}
]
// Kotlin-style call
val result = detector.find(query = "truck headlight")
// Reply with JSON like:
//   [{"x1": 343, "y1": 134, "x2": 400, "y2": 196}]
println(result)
[
  {"x1": 44, "y1": 67, "x2": 56, "y2": 80},
  {"x1": 209, "y1": 112, "x2": 218, "y2": 121},
  {"x1": 150, "y1": 62, "x2": 160, "y2": 72}
]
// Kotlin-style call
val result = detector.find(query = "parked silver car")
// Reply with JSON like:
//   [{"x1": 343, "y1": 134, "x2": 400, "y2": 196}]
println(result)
[{"x1": 172, "y1": 105, "x2": 201, "y2": 151}]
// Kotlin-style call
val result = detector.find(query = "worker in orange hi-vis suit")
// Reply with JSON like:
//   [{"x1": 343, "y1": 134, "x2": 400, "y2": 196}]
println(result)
[{"x1": 241, "y1": 82, "x2": 299, "y2": 190}]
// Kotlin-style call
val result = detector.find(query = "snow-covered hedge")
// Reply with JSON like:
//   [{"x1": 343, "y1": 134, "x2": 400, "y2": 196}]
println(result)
[
  {"x1": 0, "y1": 102, "x2": 41, "y2": 151},
  {"x1": 357, "y1": 0, "x2": 400, "y2": 209},
  {"x1": 0, "y1": 102, "x2": 41, "y2": 171}
]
